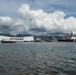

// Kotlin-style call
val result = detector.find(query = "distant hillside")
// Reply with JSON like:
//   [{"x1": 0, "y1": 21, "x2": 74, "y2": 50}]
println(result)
[
  {"x1": 16, "y1": 34, "x2": 32, "y2": 37},
  {"x1": 0, "y1": 33, "x2": 32, "y2": 37},
  {"x1": 0, "y1": 33, "x2": 13, "y2": 37},
  {"x1": 0, "y1": 32, "x2": 75, "y2": 38}
]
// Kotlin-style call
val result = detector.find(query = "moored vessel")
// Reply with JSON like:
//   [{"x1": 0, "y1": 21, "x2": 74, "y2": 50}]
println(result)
[{"x1": 58, "y1": 32, "x2": 76, "y2": 42}]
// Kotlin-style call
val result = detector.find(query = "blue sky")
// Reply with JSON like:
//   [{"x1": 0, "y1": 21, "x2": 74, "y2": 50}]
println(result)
[
  {"x1": 0, "y1": 0, "x2": 76, "y2": 18},
  {"x1": 0, "y1": 0, "x2": 76, "y2": 35}
]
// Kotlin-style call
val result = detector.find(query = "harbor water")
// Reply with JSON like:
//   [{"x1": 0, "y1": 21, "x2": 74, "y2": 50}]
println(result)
[{"x1": 0, "y1": 42, "x2": 76, "y2": 75}]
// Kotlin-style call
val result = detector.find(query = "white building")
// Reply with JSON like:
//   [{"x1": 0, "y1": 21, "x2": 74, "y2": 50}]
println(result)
[{"x1": 0, "y1": 35, "x2": 34, "y2": 42}]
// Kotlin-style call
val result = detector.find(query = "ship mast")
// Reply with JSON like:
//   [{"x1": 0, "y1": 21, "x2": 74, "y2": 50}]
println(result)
[{"x1": 71, "y1": 32, "x2": 73, "y2": 37}]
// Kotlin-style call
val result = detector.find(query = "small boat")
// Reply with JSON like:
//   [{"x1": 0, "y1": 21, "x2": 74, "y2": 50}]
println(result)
[
  {"x1": 1, "y1": 41, "x2": 16, "y2": 43},
  {"x1": 1, "y1": 40, "x2": 16, "y2": 43}
]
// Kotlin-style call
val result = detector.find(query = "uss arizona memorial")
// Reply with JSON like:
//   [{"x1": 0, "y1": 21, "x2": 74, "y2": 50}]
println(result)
[{"x1": 0, "y1": 35, "x2": 34, "y2": 42}]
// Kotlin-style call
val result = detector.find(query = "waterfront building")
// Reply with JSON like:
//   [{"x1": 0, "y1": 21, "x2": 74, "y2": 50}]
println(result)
[{"x1": 0, "y1": 35, "x2": 34, "y2": 42}]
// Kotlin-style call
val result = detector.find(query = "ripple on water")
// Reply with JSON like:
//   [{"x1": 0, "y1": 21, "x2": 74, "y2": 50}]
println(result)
[{"x1": 0, "y1": 42, "x2": 76, "y2": 75}]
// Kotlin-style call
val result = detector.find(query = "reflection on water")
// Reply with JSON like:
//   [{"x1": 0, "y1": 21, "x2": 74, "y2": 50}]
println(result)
[{"x1": 0, "y1": 42, "x2": 76, "y2": 75}]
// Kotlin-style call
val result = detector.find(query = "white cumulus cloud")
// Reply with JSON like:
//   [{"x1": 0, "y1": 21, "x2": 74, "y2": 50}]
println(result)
[
  {"x1": 0, "y1": 4, "x2": 76, "y2": 35},
  {"x1": 0, "y1": 16, "x2": 12, "y2": 26}
]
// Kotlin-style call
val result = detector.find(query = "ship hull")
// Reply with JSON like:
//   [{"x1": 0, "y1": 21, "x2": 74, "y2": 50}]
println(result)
[{"x1": 58, "y1": 39, "x2": 74, "y2": 42}]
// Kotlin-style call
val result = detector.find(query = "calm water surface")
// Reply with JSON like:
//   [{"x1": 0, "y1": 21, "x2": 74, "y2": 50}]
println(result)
[{"x1": 0, "y1": 42, "x2": 76, "y2": 75}]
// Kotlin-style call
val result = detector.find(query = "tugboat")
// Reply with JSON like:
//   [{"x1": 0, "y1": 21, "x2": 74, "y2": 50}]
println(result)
[{"x1": 58, "y1": 32, "x2": 76, "y2": 42}]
